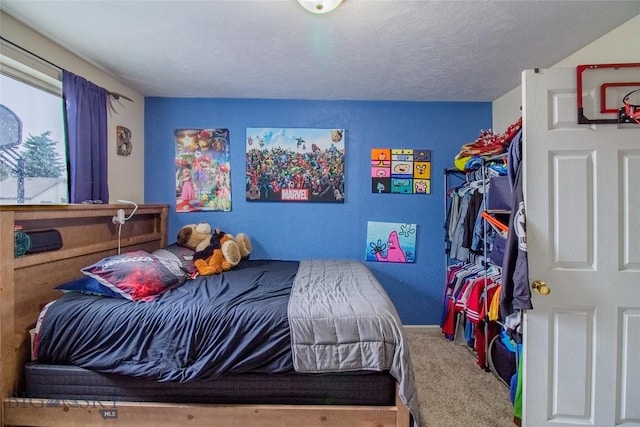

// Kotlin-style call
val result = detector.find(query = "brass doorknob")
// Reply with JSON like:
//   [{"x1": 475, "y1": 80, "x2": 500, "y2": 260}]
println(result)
[{"x1": 532, "y1": 280, "x2": 551, "y2": 295}]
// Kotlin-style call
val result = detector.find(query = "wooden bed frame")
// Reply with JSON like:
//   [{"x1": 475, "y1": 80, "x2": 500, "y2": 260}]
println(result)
[{"x1": 0, "y1": 204, "x2": 411, "y2": 427}]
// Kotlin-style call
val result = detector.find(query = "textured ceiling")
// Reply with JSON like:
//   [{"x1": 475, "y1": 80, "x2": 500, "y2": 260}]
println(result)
[{"x1": 1, "y1": 0, "x2": 638, "y2": 102}]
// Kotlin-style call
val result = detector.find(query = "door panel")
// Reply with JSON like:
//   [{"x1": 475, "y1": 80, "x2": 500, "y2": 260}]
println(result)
[
  {"x1": 551, "y1": 151, "x2": 594, "y2": 269},
  {"x1": 522, "y1": 68, "x2": 640, "y2": 427},
  {"x1": 551, "y1": 308, "x2": 594, "y2": 420},
  {"x1": 620, "y1": 151, "x2": 640, "y2": 270},
  {"x1": 619, "y1": 308, "x2": 640, "y2": 422}
]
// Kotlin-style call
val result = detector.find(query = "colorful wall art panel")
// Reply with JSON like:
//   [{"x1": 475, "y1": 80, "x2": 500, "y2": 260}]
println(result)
[
  {"x1": 175, "y1": 128, "x2": 231, "y2": 212},
  {"x1": 365, "y1": 221, "x2": 417, "y2": 263},
  {"x1": 371, "y1": 148, "x2": 431, "y2": 195},
  {"x1": 246, "y1": 128, "x2": 345, "y2": 202}
]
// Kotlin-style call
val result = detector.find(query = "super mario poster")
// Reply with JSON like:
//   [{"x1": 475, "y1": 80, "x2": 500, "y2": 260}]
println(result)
[
  {"x1": 175, "y1": 128, "x2": 231, "y2": 212},
  {"x1": 366, "y1": 221, "x2": 417, "y2": 263},
  {"x1": 371, "y1": 148, "x2": 431, "y2": 194},
  {"x1": 246, "y1": 128, "x2": 345, "y2": 203}
]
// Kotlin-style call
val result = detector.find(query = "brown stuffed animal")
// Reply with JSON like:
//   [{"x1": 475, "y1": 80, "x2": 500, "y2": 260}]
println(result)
[
  {"x1": 176, "y1": 223, "x2": 213, "y2": 252},
  {"x1": 177, "y1": 223, "x2": 252, "y2": 276},
  {"x1": 233, "y1": 232, "x2": 252, "y2": 258},
  {"x1": 192, "y1": 230, "x2": 239, "y2": 275}
]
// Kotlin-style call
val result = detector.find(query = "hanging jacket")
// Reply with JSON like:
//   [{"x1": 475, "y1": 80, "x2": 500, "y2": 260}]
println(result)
[{"x1": 500, "y1": 129, "x2": 533, "y2": 318}]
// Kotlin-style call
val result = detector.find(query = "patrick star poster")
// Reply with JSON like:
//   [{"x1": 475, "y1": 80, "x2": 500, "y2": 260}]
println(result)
[{"x1": 365, "y1": 221, "x2": 416, "y2": 263}]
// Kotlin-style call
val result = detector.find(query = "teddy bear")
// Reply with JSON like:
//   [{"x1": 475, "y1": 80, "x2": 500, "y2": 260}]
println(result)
[
  {"x1": 176, "y1": 223, "x2": 251, "y2": 276},
  {"x1": 176, "y1": 223, "x2": 212, "y2": 253}
]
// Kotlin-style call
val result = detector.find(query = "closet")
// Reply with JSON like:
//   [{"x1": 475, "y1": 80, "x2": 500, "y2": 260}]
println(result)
[
  {"x1": 441, "y1": 122, "x2": 523, "y2": 391},
  {"x1": 442, "y1": 157, "x2": 507, "y2": 370}
]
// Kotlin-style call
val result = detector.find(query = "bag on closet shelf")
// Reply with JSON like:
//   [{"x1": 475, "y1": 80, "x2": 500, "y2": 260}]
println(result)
[
  {"x1": 489, "y1": 234, "x2": 507, "y2": 266},
  {"x1": 487, "y1": 175, "x2": 511, "y2": 211}
]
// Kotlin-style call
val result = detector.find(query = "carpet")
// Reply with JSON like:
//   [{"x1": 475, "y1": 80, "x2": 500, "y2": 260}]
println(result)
[{"x1": 405, "y1": 328, "x2": 516, "y2": 427}]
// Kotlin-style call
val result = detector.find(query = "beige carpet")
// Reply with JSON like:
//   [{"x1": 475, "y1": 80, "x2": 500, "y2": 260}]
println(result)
[{"x1": 405, "y1": 328, "x2": 516, "y2": 427}]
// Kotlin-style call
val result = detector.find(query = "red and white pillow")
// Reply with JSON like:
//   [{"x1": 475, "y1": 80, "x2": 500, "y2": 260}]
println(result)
[{"x1": 81, "y1": 250, "x2": 181, "y2": 302}]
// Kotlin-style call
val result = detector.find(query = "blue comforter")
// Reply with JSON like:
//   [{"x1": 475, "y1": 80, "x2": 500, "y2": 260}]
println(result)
[{"x1": 36, "y1": 260, "x2": 297, "y2": 381}]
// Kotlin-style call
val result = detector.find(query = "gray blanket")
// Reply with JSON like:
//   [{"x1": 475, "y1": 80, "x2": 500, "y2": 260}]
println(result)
[{"x1": 288, "y1": 259, "x2": 420, "y2": 427}]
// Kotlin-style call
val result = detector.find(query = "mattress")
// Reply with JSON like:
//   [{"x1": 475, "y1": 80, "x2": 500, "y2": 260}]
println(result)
[{"x1": 23, "y1": 363, "x2": 396, "y2": 406}]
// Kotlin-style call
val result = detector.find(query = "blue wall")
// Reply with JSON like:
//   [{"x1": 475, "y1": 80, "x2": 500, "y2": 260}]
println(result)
[{"x1": 145, "y1": 98, "x2": 491, "y2": 325}]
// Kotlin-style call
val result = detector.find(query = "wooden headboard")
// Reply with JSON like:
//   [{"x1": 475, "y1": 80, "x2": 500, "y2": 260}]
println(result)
[{"x1": 0, "y1": 204, "x2": 168, "y2": 407}]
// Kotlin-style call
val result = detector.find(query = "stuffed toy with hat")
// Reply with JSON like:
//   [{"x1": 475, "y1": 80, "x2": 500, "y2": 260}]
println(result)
[
  {"x1": 176, "y1": 223, "x2": 252, "y2": 276},
  {"x1": 176, "y1": 223, "x2": 212, "y2": 253}
]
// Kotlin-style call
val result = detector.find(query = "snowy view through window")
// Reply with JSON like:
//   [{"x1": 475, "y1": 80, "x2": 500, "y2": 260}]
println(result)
[{"x1": 0, "y1": 74, "x2": 68, "y2": 204}]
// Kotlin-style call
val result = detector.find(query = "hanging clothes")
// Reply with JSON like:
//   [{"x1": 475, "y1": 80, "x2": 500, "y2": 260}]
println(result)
[
  {"x1": 449, "y1": 191, "x2": 472, "y2": 261},
  {"x1": 441, "y1": 261, "x2": 502, "y2": 353},
  {"x1": 500, "y1": 129, "x2": 533, "y2": 321},
  {"x1": 448, "y1": 178, "x2": 486, "y2": 262},
  {"x1": 462, "y1": 190, "x2": 484, "y2": 250}
]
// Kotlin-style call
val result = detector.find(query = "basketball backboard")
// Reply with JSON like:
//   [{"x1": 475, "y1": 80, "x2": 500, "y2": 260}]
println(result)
[{"x1": 576, "y1": 63, "x2": 640, "y2": 124}]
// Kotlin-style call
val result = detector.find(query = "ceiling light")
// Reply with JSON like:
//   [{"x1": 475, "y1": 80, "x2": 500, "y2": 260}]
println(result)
[{"x1": 297, "y1": 0, "x2": 343, "y2": 14}]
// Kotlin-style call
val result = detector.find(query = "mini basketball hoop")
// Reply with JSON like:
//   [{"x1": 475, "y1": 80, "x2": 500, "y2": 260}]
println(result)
[
  {"x1": 619, "y1": 89, "x2": 640, "y2": 124},
  {"x1": 0, "y1": 104, "x2": 25, "y2": 202},
  {"x1": 0, "y1": 104, "x2": 22, "y2": 148},
  {"x1": 576, "y1": 63, "x2": 640, "y2": 124}
]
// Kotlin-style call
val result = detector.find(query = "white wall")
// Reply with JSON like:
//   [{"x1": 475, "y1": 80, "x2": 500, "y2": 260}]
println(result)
[
  {"x1": 493, "y1": 14, "x2": 640, "y2": 132},
  {"x1": 0, "y1": 11, "x2": 146, "y2": 204}
]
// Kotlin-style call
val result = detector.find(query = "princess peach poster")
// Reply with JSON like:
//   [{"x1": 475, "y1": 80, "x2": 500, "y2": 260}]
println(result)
[{"x1": 175, "y1": 128, "x2": 231, "y2": 212}]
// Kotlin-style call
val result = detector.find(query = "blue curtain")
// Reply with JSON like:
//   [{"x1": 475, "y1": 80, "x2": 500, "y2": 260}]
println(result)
[{"x1": 62, "y1": 70, "x2": 109, "y2": 203}]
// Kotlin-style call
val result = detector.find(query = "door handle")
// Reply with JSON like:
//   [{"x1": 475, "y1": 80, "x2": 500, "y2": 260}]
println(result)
[{"x1": 532, "y1": 280, "x2": 551, "y2": 295}]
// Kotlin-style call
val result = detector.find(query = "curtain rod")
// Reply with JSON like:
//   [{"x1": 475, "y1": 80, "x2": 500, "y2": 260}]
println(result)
[{"x1": 1, "y1": 36, "x2": 134, "y2": 103}]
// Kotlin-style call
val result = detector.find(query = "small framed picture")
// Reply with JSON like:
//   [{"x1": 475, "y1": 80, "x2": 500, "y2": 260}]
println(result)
[{"x1": 117, "y1": 126, "x2": 132, "y2": 156}]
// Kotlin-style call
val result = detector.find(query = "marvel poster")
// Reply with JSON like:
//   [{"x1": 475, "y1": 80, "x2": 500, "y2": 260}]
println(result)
[{"x1": 246, "y1": 128, "x2": 345, "y2": 203}]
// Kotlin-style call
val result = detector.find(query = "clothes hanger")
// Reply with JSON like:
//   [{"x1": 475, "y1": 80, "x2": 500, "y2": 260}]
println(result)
[{"x1": 481, "y1": 211, "x2": 509, "y2": 236}]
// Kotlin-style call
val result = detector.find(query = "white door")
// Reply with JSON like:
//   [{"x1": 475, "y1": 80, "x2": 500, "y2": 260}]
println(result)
[{"x1": 522, "y1": 68, "x2": 640, "y2": 426}]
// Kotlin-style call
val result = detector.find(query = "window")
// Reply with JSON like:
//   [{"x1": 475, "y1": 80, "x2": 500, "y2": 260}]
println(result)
[{"x1": 0, "y1": 41, "x2": 68, "y2": 204}]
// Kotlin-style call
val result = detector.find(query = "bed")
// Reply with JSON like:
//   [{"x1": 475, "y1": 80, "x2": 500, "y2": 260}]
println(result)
[{"x1": 0, "y1": 204, "x2": 418, "y2": 427}]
